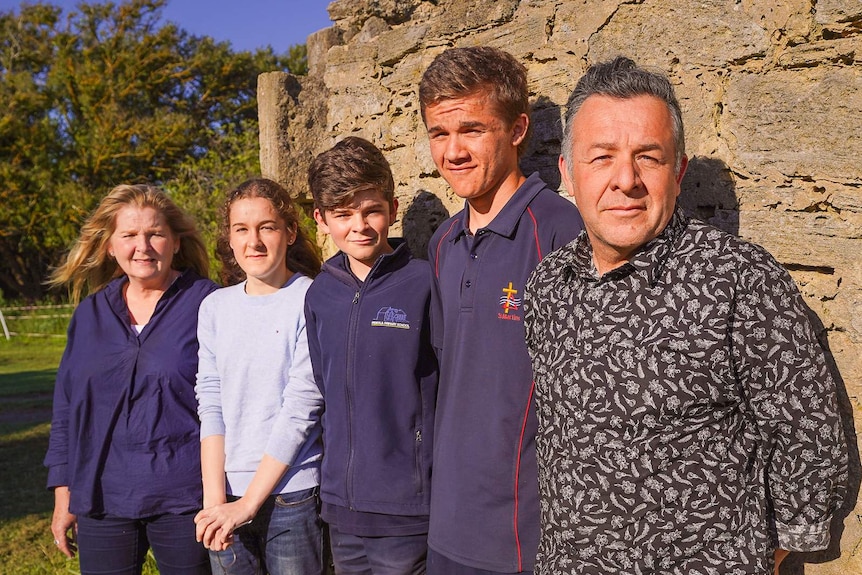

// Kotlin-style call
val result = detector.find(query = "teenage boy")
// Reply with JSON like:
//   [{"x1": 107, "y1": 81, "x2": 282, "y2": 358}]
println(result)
[
  {"x1": 419, "y1": 47, "x2": 584, "y2": 574},
  {"x1": 305, "y1": 136, "x2": 438, "y2": 575}
]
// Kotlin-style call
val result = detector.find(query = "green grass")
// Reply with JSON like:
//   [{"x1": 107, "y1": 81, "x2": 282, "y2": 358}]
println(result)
[
  {"x1": 0, "y1": 338, "x2": 65, "y2": 398},
  {"x1": 0, "y1": 338, "x2": 160, "y2": 574},
  {"x1": 0, "y1": 337, "x2": 66, "y2": 374},
  {"x1": 0, "y1": 301, "x2": 72, "y2": 339}
]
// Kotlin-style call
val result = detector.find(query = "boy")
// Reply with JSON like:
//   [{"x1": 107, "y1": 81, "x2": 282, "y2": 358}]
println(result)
[
  {"x1": 305, "y1": 136, "x2": 438, "y2": 574},
  {"x1": 419, "y1": 47, "x2": 583, "y2": 574}
]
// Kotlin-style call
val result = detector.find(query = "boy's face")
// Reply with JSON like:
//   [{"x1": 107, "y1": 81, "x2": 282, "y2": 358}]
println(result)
[
  {"x1": 314, "y1": 188, "x2": 398, "y2": 278},
  {"x1": 423, "y1": 90, "x2": 527, "y2": 209}
]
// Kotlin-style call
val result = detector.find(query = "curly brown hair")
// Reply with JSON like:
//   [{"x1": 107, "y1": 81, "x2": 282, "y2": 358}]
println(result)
[{"x1": 216, "y1": 178, "x2": 321, "y2": 286}]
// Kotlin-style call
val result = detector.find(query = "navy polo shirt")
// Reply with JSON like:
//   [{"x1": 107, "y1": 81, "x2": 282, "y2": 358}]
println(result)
[{"x1": 427, "y1": 173, "x2": 583, "y2": 572}]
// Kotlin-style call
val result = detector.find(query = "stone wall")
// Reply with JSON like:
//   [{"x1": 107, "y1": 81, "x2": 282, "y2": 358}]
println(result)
[{"x1": 258, "y1": 1, "x2": 862, "y2": 572}]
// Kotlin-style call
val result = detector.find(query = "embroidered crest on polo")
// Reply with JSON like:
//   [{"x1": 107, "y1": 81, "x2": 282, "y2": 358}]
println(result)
[
  {"x1": 371, "y1": 306, "x2": 410, "y2": 329},
  {"x1": 498, "y1": 281, "x2": 522, "y2": 321}
]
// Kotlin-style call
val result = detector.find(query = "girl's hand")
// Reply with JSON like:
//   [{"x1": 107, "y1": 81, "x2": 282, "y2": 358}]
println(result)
[{"x1": 194, "y1": 498, "x2": 255, "y2": 551}]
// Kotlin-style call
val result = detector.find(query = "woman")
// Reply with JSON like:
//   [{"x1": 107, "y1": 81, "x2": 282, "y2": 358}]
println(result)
[
  {"x1": 44, "y1": 184, "x2": 217, "y2": 574},
  {"x1": 193, "y1": 178, "x2": 324, "y2": 574}
]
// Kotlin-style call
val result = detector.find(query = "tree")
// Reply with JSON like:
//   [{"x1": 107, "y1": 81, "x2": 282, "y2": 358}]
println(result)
[
  {"x1": 165, "y1": 117, "x2": 262, "y2": 278},
  {"x1": 0, "y1": 0, "x2": 305, "y2": 299}
]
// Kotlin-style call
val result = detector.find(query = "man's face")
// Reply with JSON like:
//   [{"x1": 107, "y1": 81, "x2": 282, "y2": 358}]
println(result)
[
  {"x1": 560, "y1": 94, "x2": 687, "y2": 273},
  {"x1": 423, "y1": 91, "x2": 527, "y2": 207}
]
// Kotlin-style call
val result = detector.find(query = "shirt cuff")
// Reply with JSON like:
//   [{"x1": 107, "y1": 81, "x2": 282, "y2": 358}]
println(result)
[
  {"x1": 46, "y1": 464, "x2": 68, "y2": 490},
  {"x1": 199, "y1": 419, "x2": 226, "y2": 440},
  {"x1": 776, "y1": 518, "x2": 831, "y2": 552}
]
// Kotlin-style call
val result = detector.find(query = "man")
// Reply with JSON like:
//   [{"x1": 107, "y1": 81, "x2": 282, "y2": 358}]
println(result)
[
  {"x1": 524, "y1": 56, "x2": 848, "y2": 574},
  {"x1": 419, "y1": 46, "x2": 583, "y2": 574}
]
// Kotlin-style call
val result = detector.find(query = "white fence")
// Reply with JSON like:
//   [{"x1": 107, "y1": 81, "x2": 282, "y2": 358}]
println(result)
[{"x1": 0, "y1": 303, "x2": 74, "y2": 340}]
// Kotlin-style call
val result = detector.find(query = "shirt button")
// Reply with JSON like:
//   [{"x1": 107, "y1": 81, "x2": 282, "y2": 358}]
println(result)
[
  {"x1": 465, "y1": 280, "x2": 472, "y2": 288},
  {"x1": 470, "y1": 253, "x2": 478, "y2": 259}
]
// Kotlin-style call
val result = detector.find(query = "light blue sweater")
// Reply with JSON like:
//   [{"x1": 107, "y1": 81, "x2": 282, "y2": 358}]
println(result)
[{"x1": 196, "y1": 274, "x2": 322, "y2": 496}]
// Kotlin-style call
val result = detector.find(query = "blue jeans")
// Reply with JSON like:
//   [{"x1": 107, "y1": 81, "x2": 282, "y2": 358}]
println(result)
[
  {"x1": 76, "y1": 512, "x2": 210, "y2": 575},
  {"x1": 329, "y1": 525, "x2": 427, "y2": 575},
  {"x1": 208, "y1": 487, "x2": 324, "y2": 575}
]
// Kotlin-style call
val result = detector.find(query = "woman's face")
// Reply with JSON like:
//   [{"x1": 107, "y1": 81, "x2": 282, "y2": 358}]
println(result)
[
  {"x1": 108, "y1": 205, "x2": 178, "y2": 288},
  {"x1": 228, "y1": 197, "x2": 296, "y2": 292}
]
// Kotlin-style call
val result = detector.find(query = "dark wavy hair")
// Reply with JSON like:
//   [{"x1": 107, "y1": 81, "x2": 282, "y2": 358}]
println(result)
[
  {"x1": 308, "y1": 136, "x2": 395, "y2": 213},
  {"x1": 216, "y1": 178, "x2": 321, "y2": 286}
]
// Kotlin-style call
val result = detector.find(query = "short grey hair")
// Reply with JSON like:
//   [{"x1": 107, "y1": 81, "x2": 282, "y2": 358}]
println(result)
[{"x1": 561, "y1": 56, "x2": 686, "y2": 175}]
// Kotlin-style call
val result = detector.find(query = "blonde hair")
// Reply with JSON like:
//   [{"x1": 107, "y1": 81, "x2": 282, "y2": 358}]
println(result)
[{"x1": 49, "y1": 184, "x2": 209, "y2": 302}]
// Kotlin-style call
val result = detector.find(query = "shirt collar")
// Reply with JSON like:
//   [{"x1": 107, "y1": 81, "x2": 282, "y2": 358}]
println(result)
[
  {"x1": 104, "y1": 268, "x2": 192, "y2": 329},
  {"x1": 564, "y1": 206, "x2": 690, "y2": 286},
  {"x1": 449, "y1": 172, "x2": 547, "y2": 243},
  {"x1": 322, "y1": 240, "x2": 411, "y2": 287}
]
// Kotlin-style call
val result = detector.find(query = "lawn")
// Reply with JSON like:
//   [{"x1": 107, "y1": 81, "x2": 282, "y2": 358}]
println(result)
[{"x1": 0, "y1": 338, "x2": 161, "y2": 574}]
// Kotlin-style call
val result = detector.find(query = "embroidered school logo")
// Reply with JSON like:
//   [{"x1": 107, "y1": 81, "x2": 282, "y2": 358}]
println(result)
[
  {"x1": 498, "y1": 282, "x2": 522, "y2": 321},
  {"x1": 371, "y1": 307, "x2": 411, "y2": 329}
]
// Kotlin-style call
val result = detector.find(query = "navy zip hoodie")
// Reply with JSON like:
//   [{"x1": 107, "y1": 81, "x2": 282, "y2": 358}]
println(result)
[{"x1": 304, "y1": 242, "x2": 438, "y2": 519}]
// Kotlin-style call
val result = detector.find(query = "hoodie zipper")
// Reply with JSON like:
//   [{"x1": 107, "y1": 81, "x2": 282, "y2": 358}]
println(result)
[{"x1": 341, "y1": 252, "x2": 391, "y2": 509}]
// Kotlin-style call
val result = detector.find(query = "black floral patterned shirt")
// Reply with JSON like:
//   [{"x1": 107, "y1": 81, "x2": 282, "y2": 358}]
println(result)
[{"x1": 523, "y1": 208, "x2": 847, "y2": 575}]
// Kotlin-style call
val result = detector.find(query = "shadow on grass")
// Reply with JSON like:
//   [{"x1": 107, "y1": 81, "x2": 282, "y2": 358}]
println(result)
[
  {"x1": 0, "y1": 421, "x2": 53, "y2": 521},
  {"x1": 0, "y1": 368, "x2": 58, "y2": 396}
]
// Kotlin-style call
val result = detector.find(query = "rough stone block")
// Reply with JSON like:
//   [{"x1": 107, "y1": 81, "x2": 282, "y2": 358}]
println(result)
[
  {"x1": 307, "y1": 27, "x2": 343, "y2": 76},
  {"x1": 590, "y1": 0, "x2": 769, "y2": 67},
  {"x1": 257, "y1": 71, "x2": 301, "y2": 187},
  {"x1": 377, "y1": 24, "x2": 429, "y2": 66},
  {"x1": 324, "y1": 43, "x2": 378, "y2": 90},
  {"x1": 815, "y1": 0, "x2": 862, "y2": 27},
  {"x1": 725, "y1": 67, "x2": 862, "y2": 182}
]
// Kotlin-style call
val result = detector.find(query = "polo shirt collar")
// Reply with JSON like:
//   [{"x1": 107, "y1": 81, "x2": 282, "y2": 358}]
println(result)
[
  {"x1": 564, "y1": 205, "x2": 690, "y2": 286},
  {"x1": 450, "y1": 172, "x2": 546, "y2": 242}
]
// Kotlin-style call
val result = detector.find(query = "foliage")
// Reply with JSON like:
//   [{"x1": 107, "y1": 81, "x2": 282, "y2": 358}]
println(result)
[
  {"x1": 0, "y1": 0, "x2": 307, "y2": 298},
  {"x1": 286, "y1": 43, "x2": 308, "y2": 76},
  {"x1": 165, "y1": 117, "x2": 262, "y2": 279}
]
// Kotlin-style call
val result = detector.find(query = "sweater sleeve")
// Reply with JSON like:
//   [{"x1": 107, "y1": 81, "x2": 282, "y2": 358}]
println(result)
[
  {"x1": 264, "y1": 304, "x2": 323, "y2": 466},
  {"x1": 196, "y1": 295, "x2": 226, "y2": 440}
]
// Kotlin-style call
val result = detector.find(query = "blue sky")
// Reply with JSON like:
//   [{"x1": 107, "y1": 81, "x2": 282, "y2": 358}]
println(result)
[{"x1": 0, "y1": 0, "x2": 334, "y2": 53}]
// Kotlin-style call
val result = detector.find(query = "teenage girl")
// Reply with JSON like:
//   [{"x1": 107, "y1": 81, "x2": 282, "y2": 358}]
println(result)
[{"x1": 193, "y1": 178, "x2": 324, "y2": 575}]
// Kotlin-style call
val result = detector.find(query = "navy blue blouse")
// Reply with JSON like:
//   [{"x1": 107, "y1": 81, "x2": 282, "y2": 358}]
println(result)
[{"x1": 44, "y1": 270, "x2": 217, "y2": 518}]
